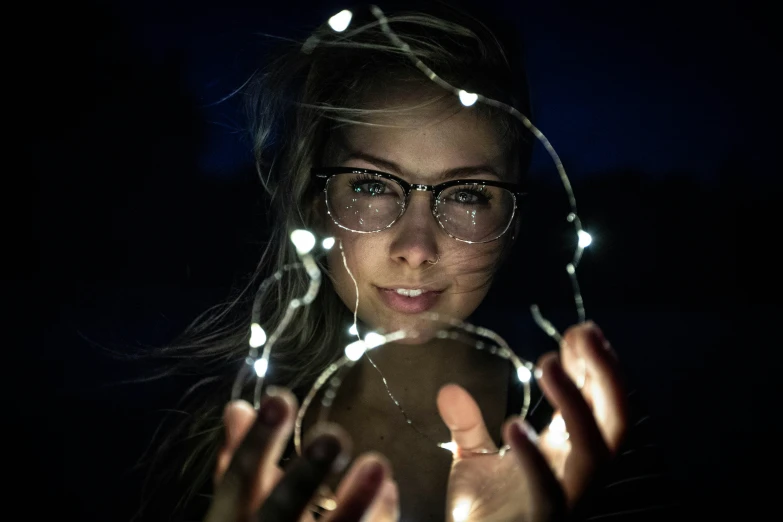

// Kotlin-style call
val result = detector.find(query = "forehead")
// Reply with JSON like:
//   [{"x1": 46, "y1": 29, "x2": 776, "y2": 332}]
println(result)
[{"x1": 331, "y1": 89, "x2": 511, "y2": 181}]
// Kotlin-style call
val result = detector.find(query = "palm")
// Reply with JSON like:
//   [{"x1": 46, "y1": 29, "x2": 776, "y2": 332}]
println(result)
[
  {"x1": 446, "y1": 446, "x2": 532, "y2": 521},
  {"x1": 438, "y1": 324, "x2": 627, "y2": 522}
]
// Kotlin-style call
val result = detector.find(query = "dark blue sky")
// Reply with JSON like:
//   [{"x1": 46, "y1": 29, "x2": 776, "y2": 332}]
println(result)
[{"x1": 109, "y1": 0, "x2": 771, "y2": 182}]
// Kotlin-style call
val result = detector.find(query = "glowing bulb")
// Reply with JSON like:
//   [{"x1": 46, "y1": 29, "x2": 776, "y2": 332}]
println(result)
[
  {"x1": 322, "y1": 237, "x2": 335, "y2": 250},
  {"x1": 516, "y1": 365, "x2": 532, "y2": 383},
  {"x1": 578, "y1": 230, "x2": 592, "y2": 248},
  {"x1": 547, "y1": 412, "x2": 569, "y2": 445},
  {"x1": 458, "y1": 90, "x2": 478, "y2": 107},
  {"x1": 348, "y1": 324, "x2": 358, "y2": 335},
  {"x1": 328, "y1": 9, "x2": 352, "y2": 32},
  {"x1": 344, "y1": 339, "x2": 367, "y2": 361},
  {"x1": 253, "y1": 358, "x2": 268, "y2": 377},
  {"x1": 452, "y1": 498, "x2": 472, "y2": 522},
  {"x1": 364, "y1": 332, "x2": 385, "y2": 348},
  {"x1": 249, "y1": 323, "x2": 267, "y2": 348},
  {"x1": 290, "y1": 229, "x2": 316, "y2": 254},
  {"x1": 438, "y1": 441, "x2": 458, "y2": 454}
]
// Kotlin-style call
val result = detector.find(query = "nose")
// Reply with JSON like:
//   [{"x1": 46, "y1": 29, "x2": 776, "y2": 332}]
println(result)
[{"x1": 388, "y1": 191, "x2": 441, "y2": 268}]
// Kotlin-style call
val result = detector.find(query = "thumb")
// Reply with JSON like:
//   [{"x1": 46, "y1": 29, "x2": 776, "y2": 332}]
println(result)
[{"x1": 436, "y1": 384, "x2": 497, "y2": 456}]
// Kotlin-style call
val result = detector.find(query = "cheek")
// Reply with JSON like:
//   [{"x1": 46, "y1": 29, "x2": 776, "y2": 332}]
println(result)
[
  {"x1": 446, "y1": 242, "x2": 502, "y2": 288},
  {"x1": 325, "y1": 227, "x2": 382, "y2": 294}
]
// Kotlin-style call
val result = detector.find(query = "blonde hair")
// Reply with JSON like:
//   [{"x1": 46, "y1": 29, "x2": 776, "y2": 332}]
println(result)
[{"x1": 138, "y1": 6, "x2": 532, "y2": 519}]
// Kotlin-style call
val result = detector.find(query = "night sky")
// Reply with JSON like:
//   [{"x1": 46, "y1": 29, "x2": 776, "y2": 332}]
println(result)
[{"x1": 25, "y1": 0, "x2": 774, "y2": 520}]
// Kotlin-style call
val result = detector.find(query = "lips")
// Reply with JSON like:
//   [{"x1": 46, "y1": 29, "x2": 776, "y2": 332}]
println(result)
[{"x1": 376, "y1": 286, "x2": 443, "y2": 314}]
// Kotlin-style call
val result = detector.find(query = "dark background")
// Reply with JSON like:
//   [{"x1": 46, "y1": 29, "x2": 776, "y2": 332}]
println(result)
[{"x1": 24, "y1": 0, "x2": 774, "y2": 519}]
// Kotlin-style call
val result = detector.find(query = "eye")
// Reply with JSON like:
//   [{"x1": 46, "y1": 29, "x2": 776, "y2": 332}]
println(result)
[
  {"x1": 349, "y1": 175, "x2": 391, "y2": 196},
  {"x1": 447, "y1": 186, "x2": 493, "y2": 205}
]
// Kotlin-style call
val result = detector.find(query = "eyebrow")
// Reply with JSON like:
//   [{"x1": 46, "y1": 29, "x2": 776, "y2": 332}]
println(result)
[{"x1": 342, "y1": 151, "x2": 503, "y2": 182}]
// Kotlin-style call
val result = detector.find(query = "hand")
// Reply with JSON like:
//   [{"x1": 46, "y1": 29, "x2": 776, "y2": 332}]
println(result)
[
  {"x1": 438, "y1": 322, "x2": 628, "y2": 522},
  {"x1": 206, "y1": 388, "x2": 399, "y2": 522}
]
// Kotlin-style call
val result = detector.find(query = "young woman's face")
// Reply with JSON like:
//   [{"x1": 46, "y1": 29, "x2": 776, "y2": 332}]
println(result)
[{"x1": 323, "y1": 95, "x2": 516, "y2": 342}]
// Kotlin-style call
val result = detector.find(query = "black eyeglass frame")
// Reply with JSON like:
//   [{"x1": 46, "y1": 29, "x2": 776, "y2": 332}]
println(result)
[{"x1": 311, "y1": 167, "x2": 527, "y2": 244}]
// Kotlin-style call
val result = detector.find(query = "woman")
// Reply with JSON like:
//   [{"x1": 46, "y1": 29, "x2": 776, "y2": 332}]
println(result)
[{"x1": 153, "y1": 6, "x2": 658, "y2": 522}]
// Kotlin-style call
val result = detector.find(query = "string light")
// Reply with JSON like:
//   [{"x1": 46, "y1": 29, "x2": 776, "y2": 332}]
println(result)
[
  {"x1": 516, "y1": 365, "x2": 532, "y2": 383},
  {"x1": 458, "y1": 90, "x2": 478, "y2": 107},
  {"x1": 364, "y1": 331, "x2": 386, "y2": 348},
  {"x1": 578, "y1": 230, "x2": 593, "y2": 248},
  {"x1": 293, "y1": 315, "x2": 536, "y2": 458},
  {"x1": 253, "y1": 358, "x2": 268, "y2": 378},
  {"x1": 249, "y1": 322, "x2": 267, "y2": 348},
  {"x1": 230, "y1": 6, "x2": 600, "y2": 512},
  {"x1": 327, "y1": 9, "x2": 353, "y2": 32},
  {"x1": 344, "y1": 339, "x2": 367, "y2": 361},
  {"x1": 452, "y1": 498, "x2": 472, "y2": 522},
  {"x1": 438, "y1": 441, "x2": 459, "y2": 454},
  {"x1": 547, "y1": 412, "x2": 570, "y2": 446},
  {"x1": 290, "y1": 229, "x2": 316, "y2": 255},
  {"x1": 231, "y1": 229, "x2": 322, "y2": 408}
]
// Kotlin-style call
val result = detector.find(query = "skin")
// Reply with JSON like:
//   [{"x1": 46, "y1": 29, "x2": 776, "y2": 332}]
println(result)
[
  {"x1": 323, "y1": 94, "x2": 512, "y2": 342},
  {"x1": 205, "y1": 91, "x2": 629, "y2": 521}
]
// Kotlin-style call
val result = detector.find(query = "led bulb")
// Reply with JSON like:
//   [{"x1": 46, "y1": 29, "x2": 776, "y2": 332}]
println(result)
[
  {"x1": 322, "y1": 237, "x2": 335, "y2": 250},
  {"x1": 249, "y1": 323, "x2": 267, "y2": 348},
  {"x1": 452, "y1": 498, "x2": 472, "y2": 522},
  {"x1": 458, "y1": 90, "x2": 478, "y2": 107},
  {"x1": 547, "y1": 412, "x2": 569, "y2": 446},
  {"x1": 253, "y1": 358, "x2": 268, "y2": 377},
  {"x1": 516, "y1": 365, "x2": 532, "y2": 383},
  {"x1": 328, "y1": 9, "x2": 352, "y2": 32},
  {"x1": 344, "y1": 339, "x2": 367, "y2": 361},
  {"x1": 348, "y1": 324, "x2": 358, "y2": 336},
  {"x1": 290, "y1": 229, "x2": 316, "y2": 254},
  {"x1": 438, "y1": 441, "x2": 458, "y2": 454},
  {"x1": 578, "y1": 230, "x2": 592, "y2": 248},
  {"x1": 364, "y1": 332, "x2": 385, "y2": 349}
]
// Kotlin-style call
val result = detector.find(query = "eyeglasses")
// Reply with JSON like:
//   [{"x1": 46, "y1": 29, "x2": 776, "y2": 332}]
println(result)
[{"x1": 312, "y1": 167, "x2": 526, "y2": 244}]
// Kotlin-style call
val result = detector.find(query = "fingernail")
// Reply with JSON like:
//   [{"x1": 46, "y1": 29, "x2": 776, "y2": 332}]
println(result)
[
  {"x1": 266, "y1": 385, "x2": 283, "y2": 397},
  {"x1": 588, "y1": 322, "x2": 614, "y2": 353},
  {"x1": 258, "y1": 396, "x2": 285, "y2": 426},
  {"x1": 358, "y1": 460, "x2": 385, "y2": 487},
  {"x1": 305, "y1": 434, "x2": 342, "y2": 466}
]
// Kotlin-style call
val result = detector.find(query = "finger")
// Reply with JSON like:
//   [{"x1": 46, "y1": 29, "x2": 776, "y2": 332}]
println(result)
[
  {"x1": 257, "y1": 426, "x2": 350, "y2": 521},
  {"x1": 359, "y1": 479, "x2": 399, "y2": 522},
  {"x1": 562, "y1": 322, "x2": 627, "y2": 452},
  {"x1": 204, "y1": 391, "x2": 296, "y2": 522},
  {"x1": 437, "y1": 384, "x2": 497, "y2": 455},
  {"x1": 503, "y1": 418, "x2": 566, "y2": 521},
  {"x1": 324, "y1": 453, "x2": 390, "y2": 522},
  {"x1": 537, "y1": 353, "x2": 609, "y2": 501},
  {"x1": 215, "y1": 400, "x2": 257, "y2": 485}
]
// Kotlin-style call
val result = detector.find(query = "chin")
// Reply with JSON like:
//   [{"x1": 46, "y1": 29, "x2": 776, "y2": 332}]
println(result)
[{"x1": 366, "y1": 313, "x2": 445, "y2": 344}]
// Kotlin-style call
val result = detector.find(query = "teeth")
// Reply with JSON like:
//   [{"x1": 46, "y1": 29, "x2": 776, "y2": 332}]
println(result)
[{"x1": 395, "y1": 288, "x2": 424, "y2": 297}]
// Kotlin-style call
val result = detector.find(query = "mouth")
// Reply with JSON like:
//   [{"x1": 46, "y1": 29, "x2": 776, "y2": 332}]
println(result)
[{"x1": 375, "y1": 285, "x2": 444, "y2": 314}]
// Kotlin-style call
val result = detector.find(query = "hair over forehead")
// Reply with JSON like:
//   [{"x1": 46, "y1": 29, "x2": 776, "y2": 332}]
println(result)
[
  {"x1": 246, "y1": 5, "x2": 532, "y2": 197},
  {"x1": 301, "y1": 9, "x2": 530, "y2": 166}
]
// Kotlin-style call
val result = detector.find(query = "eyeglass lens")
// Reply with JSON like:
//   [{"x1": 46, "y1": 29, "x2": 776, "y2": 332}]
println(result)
[{"x1": 325, "y1": 172, "x2": 515, "y2": 242}]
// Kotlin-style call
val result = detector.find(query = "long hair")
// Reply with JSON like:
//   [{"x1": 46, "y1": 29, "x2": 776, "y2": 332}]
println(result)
[{"x1": 136, "y1": 6, "x2": 532, "y2": 519}]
